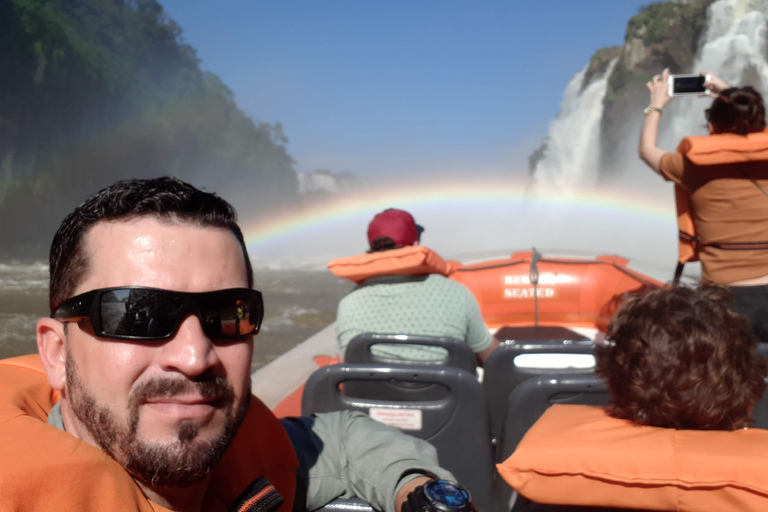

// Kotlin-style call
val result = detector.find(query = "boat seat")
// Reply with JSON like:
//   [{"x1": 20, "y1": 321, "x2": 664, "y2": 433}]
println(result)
[
  {"x1": 483, "y1": 340, "x2": 596, "y2": 443},
  {"x1": 302, "y1": 364, "x2": 494, "y2": 512},
  {"x1": 343, "y1": 333, "x2": 477, "y2": 401},
  {"x1": 492, "y1": 374, "x2": 609, "y2": 512},
  {"x1": 493, "y1": 326, "x2": 589, "y2": 344},
  {"x1": 314, "y1": 497, "x2": 375, "y2": 512}
]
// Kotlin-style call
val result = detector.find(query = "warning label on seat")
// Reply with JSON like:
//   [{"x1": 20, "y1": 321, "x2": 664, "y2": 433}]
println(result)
[{"x1": 369, "y1": 408, "x2": 423, "y2": 431}]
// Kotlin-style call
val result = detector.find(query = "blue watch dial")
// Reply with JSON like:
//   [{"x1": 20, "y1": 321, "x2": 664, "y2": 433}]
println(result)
[{"x1": 424, "y1": 480, "x2": 470, "y2": 509}]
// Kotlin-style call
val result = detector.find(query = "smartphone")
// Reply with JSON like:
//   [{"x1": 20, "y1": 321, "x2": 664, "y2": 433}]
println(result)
[{"x1": 668, "y1": 74, "x2": 711, "y2": 96}]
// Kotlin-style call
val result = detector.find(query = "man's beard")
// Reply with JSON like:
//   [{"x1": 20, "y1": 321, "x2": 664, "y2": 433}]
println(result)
[{"x1": 65, "y1": 350, "x2": 250, "y2": 488}]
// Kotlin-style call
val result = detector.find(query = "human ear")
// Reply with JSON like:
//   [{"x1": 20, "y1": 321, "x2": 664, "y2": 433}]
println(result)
[
  {"x1": 37, "y1": 318, "x2": 67, "y2": 392},
  {"x1": 708, "y1": 122, "x2": 716, "y2": 135}
]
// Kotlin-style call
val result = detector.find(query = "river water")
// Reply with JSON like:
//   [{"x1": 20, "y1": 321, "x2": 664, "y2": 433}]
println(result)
[{"x1": 0, "y1": 261, "x2": 352, "y2": 371}]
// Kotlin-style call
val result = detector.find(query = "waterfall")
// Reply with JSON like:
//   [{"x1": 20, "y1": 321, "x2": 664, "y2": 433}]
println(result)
[
  {"x1": 532, "y1": 0, "x2": 768, "y2": 189},
  {"x1": 531, "y1": 59, "x2": 617, "y2": 191},
  {"x1": 663, "y1": 0, "x2": 768, "y2": 146}
]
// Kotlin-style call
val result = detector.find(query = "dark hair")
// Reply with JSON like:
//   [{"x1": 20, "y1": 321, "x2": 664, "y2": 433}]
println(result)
[
  {"x1": 49, "y1": 177, "x2": 253, "y2": 314},
  {"x1": 595, "y1": 284, "x2": 767, "y2": 431},
  {"x1": 707, "y1": 86, "x2": 766, "y2": 135},
  {"x1": 368, "y1": 236, "x2": 399, "y2": 253}
]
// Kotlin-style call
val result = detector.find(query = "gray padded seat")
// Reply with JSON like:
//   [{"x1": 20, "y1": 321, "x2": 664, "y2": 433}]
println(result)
[
  {"x1": 493, "y1": 326, "x2": 589, "y2": 344},
  {"x1": 302, "y1": 364, "x2": 494, "y2": 512},
  {"x1": 344, "y1": 333, "x2": 477, "y2": 401},
  {"x1": 494, "y1": 374, "x2": 610, "y2": 512},
  {"x1": 345, "y1": 333, "x2": 477, "y2": 374},
  {"x1": 483, "y1": 340, "x2": 596, "y2": 443},
  {"x1": 314, "y1": 498, "x2": 375, "y2": 512}
]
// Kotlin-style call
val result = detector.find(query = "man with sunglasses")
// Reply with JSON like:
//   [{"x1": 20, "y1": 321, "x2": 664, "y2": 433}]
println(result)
[{"x1": 0, "y1": 177, "x2": 460, "y2": 512}]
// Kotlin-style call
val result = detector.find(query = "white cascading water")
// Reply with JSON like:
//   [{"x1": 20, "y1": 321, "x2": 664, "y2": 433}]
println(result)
[
  {"x1": 534, "y1": 0, "x2": 768, "y2": 188},
  {"x1": 531, "y1": 58, "x2": 618, "y2": 191},
  {"x1": 662, "y1": 0, "x2": 768, "y2": 147}
]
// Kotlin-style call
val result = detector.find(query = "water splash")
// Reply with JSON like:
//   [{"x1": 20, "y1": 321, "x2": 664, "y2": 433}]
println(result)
[{"x1": 531, "y1": 58, "x2": 618, "y2": 192}]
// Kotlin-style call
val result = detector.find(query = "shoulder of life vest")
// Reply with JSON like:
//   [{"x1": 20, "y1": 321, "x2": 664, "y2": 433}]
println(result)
[
  {"x1": 497, "y1": 404, "x2": 768, "y2": 511},
  {"x1": 677, "y1": 128, "x2": 768, "y2": 165},
  {"x1": 328, "y1": 245, "x2": 452, "y2": 283},
  {"x1": 674, "y1": 129, "x2": 768, "y2": 267},
  {"x1": 0, "y1": 354, "x2": 298, "y2": 512}
]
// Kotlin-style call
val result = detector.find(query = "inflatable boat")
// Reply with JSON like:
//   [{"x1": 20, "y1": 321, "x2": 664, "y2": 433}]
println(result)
[{"x1": 251, "y1": 249, "x2": 663, "y2": 416}]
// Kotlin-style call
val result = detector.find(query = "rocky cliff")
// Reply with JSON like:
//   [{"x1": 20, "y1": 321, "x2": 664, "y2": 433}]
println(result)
[
  {"x1": 529, "y1": 0, "x2": 721, "y2": 183},
  {"x1": 600, "y1": 0, "x2": 715, "y2": 173}
]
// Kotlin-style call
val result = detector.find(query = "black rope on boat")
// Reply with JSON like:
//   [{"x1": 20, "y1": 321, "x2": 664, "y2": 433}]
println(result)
[{"x1": 530, "y1": 247, "x2": 541, "y2": 326}]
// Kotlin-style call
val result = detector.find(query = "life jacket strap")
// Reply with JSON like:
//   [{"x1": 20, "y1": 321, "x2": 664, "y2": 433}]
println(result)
[
  {"x1": 679, "y1": 230, "x2": 768, "y2": 250},
  {"x1": 228, "y1": 476, "x2": 284, "y2": 512},
  {"x1": 673, "y1": 262, "x2": 685, "y2": 285}
]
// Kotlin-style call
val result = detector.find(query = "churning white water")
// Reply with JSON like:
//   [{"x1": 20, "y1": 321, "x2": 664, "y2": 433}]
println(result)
[{"x1": 531, "y1": 59, "x2": 618, "y2": 191}]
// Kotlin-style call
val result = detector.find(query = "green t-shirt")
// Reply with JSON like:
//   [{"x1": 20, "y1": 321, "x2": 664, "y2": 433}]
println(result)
[{"x1": 335, "y1": 274, "x2": 492, "y2": 360}]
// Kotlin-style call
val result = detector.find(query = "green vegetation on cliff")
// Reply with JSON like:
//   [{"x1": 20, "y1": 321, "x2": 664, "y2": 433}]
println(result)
[
  {"x1": 629, "y1": 1, "x2": 713, "y2": 48},
  {"x1": 0, "y1": 0, "x2": 297, "y2": 258},
  {"x1": 599, "y1": 0, "x2": 714, "y2": 171}
]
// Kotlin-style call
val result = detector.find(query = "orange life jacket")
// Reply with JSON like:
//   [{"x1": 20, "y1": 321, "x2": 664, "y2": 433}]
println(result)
[
  {"x1": 328, "y1": 245, "x2": 454, "y2": 284},
  {"x1": 498, "y1": 404, "x2": 768, "y2": 511},
  {"x1": 674, "y1": 130, "x2": 768, "y2": 282},
  {"x1": 0, "y1": 354, "x2": 298, "y2": 512}
]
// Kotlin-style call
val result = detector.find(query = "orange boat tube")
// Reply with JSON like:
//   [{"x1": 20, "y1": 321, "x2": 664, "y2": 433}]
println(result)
[{"x1": 450, "y1": 251, "x2": 663, "y2": 332}]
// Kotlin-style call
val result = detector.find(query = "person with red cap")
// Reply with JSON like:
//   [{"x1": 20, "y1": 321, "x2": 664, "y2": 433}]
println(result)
[
  {"x1": 366, "y1": 209, "x2": 425, "y2": 251},
  {"x1": 335, "y1": 209, "x2": 498, "y2": 364}
]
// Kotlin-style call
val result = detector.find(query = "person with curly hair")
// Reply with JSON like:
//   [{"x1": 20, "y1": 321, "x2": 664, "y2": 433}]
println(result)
[{"x1": 596, "y1": 283, "x2": 767, "y2": 430}]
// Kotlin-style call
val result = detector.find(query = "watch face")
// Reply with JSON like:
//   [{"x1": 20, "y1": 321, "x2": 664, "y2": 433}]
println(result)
[{"x1": 424, "y1": 480, "x2": 470, "y2": 509}]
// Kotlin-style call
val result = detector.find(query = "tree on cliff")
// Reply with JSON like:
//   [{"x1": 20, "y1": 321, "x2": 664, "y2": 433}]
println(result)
[{"x1": 0, "y1": 0, "x2": 298, "y2": 258}]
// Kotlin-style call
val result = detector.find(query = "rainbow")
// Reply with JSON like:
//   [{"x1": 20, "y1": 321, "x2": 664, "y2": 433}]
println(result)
[{"x1": 242, "y1": 181, "x2": 676, "y2": 251}]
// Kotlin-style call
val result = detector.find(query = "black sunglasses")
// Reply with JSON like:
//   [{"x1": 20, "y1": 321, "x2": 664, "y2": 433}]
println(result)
[{"x1": 53, "y1": 287, "x2": 264, "y2": 341}]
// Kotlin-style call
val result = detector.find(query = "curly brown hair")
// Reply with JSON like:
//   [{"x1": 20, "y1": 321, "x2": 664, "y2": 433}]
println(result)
[{"x1": 595, "y1": 284, "x2": 767, "y2": 430}]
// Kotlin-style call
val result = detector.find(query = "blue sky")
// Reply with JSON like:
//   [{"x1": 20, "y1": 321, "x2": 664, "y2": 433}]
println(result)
[{"x1": 160, "y1": 1, "x2": 651, "y2": 179}]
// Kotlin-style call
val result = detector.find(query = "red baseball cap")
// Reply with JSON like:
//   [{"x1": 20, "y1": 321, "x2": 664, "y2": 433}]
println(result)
[{"x1": 367, "y1": 209, "x2": 424, "y2": 247}]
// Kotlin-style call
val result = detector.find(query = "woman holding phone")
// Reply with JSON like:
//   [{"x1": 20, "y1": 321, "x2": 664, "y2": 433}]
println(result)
[{"x1": 639, "y1": 68, "x2": 768, "y2": 343}]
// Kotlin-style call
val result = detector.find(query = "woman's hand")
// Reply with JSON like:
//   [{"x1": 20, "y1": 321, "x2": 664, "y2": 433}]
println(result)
[
  {"x1": 700, "y1": 72, "x2": 730, "y2": 97},
  {"x1": 647, "y1": 68, "x2": 673, "y2": 111}
]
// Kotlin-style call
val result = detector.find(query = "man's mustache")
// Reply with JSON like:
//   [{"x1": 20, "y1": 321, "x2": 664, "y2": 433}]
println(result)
[{"x1": 131, "y1": 376, "x2": 235, "y2": 405}]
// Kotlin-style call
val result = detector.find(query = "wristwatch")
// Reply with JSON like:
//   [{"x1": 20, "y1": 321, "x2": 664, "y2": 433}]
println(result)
[
  {"x1": 644, "y1": 105, "x2": 663, "y2": 116},
  {"x1": 402, "y1": 479, "x2": 476, "y2": 512}
]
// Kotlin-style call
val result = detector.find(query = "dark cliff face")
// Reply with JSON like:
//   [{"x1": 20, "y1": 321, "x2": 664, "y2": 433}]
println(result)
[{"x1": 599, "y1": 0, "x2": 715, "y2": 174}]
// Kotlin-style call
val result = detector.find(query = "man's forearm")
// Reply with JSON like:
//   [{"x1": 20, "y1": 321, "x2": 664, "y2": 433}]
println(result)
[{"x1": 281, "y1": 411, "x2": 455, "y2": 512}]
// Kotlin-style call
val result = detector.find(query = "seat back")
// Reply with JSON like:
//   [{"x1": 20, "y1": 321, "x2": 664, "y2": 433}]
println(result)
[
  {"x1": 344, "y1": 333, "x2": 477, "y2": 401},
  {"x1": 302, "y1": 364, "x2": 493, "y2": 512},
  {"x1": 483, "y1": 341, "x2": 596, "y2": 441},
  {"x1": 494, "y1": 374, "x2": 609, "y2": 512},
  {"x1": 345, "y1": 333, "x2": 477, "y2": 373}
]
